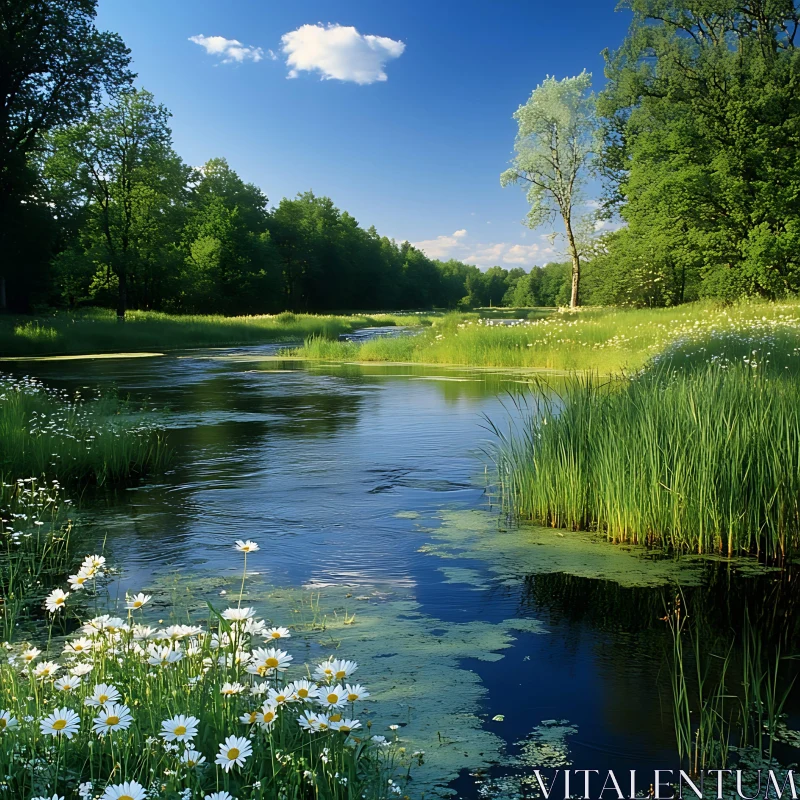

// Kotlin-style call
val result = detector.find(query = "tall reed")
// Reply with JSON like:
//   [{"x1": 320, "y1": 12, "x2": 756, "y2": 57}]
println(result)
[{"x1": 491, "y1": 362, "x2": 800, "y2": 557}]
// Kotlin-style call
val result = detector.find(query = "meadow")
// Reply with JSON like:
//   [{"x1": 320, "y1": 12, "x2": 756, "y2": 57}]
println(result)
[
  {"x1": 0, "y1": 308, "x2": 435, "y2": 358},
  {"x1": 292, "y1": 300, "x2": 800, "y2": 373}
]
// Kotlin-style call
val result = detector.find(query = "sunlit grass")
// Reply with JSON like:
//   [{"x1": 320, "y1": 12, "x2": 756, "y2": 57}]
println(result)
[
  {"x1": 0, "y1": 308, "x2": 437, "y2": 358},
  {"x1": 293, "y1": 300, "x2": 800, "y2": 372},
  {"x1": 0, "y1": 374, "x2": 170, "y2": 484}
]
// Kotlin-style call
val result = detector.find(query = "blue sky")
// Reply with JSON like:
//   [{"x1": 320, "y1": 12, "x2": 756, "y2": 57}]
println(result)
[{"x1": 96, "y1": 1, "x2": 631, "y2": 270}]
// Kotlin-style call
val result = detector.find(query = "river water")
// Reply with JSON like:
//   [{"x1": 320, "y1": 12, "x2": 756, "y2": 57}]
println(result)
[{"x1": 9, "y1": 346, "x2": 800, "y2": 798}]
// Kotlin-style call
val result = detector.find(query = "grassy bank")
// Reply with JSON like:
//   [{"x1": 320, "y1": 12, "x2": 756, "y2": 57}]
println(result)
[
  {"x1": 0, "y1": 374, "x2": 169, "y2": 484},
  {"x1": 292, "y1": 300, "x2": 800, "y2": 373},
  {"x1": 0, "y1": 308, "x2": 434, "y2": 358},
  {"x1": 491, "y1": 353, "x2": 800, "y2": 557}
]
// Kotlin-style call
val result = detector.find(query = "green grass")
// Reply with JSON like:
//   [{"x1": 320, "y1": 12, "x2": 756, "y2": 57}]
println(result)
[
  {"x1": 490, "y1": 347, "x2": 800, "y2": 558},
  {"x1": 292, "y1": 300, "x2": 800, "y2": 372},
  {"x1": 0, "y1": 374, "x2": 170, "y2": 484},
  {"x1": 0, "y1": 308, "x2": 436, "y2": 358}
]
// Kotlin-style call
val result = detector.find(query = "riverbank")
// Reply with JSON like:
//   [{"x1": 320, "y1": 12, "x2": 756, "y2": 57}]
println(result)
[
  {"x1": 291, "y1": 300, "x2": 800, "y2": 373},
  {"x1": 0, "y1": 308, "x2": 435, "y2": 358}
]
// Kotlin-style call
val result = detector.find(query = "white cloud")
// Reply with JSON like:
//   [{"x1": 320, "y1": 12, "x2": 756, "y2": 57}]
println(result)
[
  {"x1": 411, "y1": 230, "x2": 555, "y2": 269},
  {"x1": 281, "y1": 23, "x2": 405, "y2": 84},
  {"x1": 189, "y1": 34, "x2": 264, "y2": 64}
]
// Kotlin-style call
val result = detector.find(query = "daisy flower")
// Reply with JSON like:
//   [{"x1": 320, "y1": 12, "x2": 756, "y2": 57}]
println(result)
[
  {"x1": 85, "y1": 683, "x2": 120, "y2": 708},
  {"x1": 215, "y1": 734, "x2": 253, "y2": 772},
  {"x1": 92, "y1": 703, "x2": 133, "y2": 736},
  {"x1": 234, "y1": 540, "x2": 259, "y2": 553},
  {"x1": 100, "y1": 782, "x2": 146, "y2": 800},
  {"x1": 267, "y1": 686, "x2": 293, "y2": 706},
  {"x1": 289, "y1": 679, "x2": 319, "y2": 702},
  {"x1": 68, "y1": 571, "x2": 91, "y2": 591},
  {"x1": 81, "y1": 554, "x2": 106, "y2": 574},
  {"x1": 264, "y1": 626, "x2": 291, "y2": 640},
  {"x1": 160, "y1": 714, "x2": 199, "y2": 742},
  {"x1": 221, "y1": 607, "x2": 255, "y2": 622},
  {"x1": 246, "y1": 646, "x2": 292, "y2": 677},
  {"x1": 220, "y1": 682, "x2": 246, "y2": 696},
  {"x1": 146, "y1": 644, "x2": 183, "y2": 666},
  {"x1": 345, "y1": 683, "x2": 370, "y2": 703},
  {"x1": 297, "y1": 710, "x2": 328, "y2": 733},
  {"x1": 257, "y1": 704, "x2": 278, "y2": 729},
  {"x1": 31, "y1": 795, "x2": 63, "y2": 800},
  {"x1": 181, "y1": 748, "x2": 207, "y2": 767},
  {"x1": 331, "y1": 717, "x2": 362, "y2": 733},
  {"x1": 21, "y1": 647, "x2": 41, "y2": 664},
  {"x1": 40, "y1": 707, "x2": 81, "y2": 739},
  {"x1": 320, "y1": 684, "x2": 347, "y2": 708},
  {"x1": 204, "y1": 793, "x2": 234, "y2": 800},
  {"x1": 44, "y1": 588, "x2": 69, "y2": 613},
  {"x1": 239, "y1": 709, "x2": 259, "y2": 725},
  {"x1": 329, "y1": 658, "x2": 358, "y2": 681},
  {"x1": 125, "y1": 593, "x2": 151, "y2": 610},
  {"x1": 0, "y1": 711, "x2": 18, "y2": 733},
  {"x1": 33, "y1": 660, "x2": 60, "y2": 680},
  {"x1": 70, "y1": 662, "x2": 94, "y2": 677},
  {"x1": 54, "y1": 675, "x2": 82, "y2": 693},
  {"x1": 63, "y1": 637, "x2": 93, "y2": 656}
]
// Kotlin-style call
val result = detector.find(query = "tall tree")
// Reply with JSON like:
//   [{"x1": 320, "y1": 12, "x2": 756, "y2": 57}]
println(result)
[
  {"x1": 501, "y1": 71, "x2": 598, "y2": 308},
  {"x1": 600, "y1": 0, "x2": 800, "y2": 301},
  {"x1": 46, "y1": 89, "x2": 187, "y2": 318},
  {"x1": 0, "y1": 0, "x2": 132, "y2": 309}
]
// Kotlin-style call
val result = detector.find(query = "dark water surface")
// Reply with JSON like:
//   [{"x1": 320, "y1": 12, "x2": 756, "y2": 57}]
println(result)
[{"x1": 8, "y1": 347, "x2": 800, "y2": 798}]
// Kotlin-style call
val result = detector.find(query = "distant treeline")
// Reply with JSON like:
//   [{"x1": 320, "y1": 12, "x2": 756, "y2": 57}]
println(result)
[{"x1": 4, "y1": 1, "x2": 800, "y2": 315}]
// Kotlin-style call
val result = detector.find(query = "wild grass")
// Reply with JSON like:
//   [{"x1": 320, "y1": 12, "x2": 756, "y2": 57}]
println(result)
[
  {"x1": 491, "y1": 353, "x2": 800, "y2": 558},
  {"x1": 0, "y1": 478, "x2": 74, "y2": 641},
  {"x1": 0, "y1": 374, "x2": 170, "y2": 485},
  {"x1": 292, "y1": 299, "x2": 800, "y2": 372},
  {"x1": 0, "y1": 537, "x2": 403, "y2": 800},
  {"x1": 0, "y1": 307, "x2": 435, "y2": 358}
]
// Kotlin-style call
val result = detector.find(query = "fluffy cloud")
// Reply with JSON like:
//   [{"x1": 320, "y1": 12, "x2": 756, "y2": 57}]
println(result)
[
  {"x1": 189, "y1": 35, "x2": 264, "y2": 64},
  {"x1": 411, "y1": 230, "x2": 555, "y2": 269},
  {"x1": 281, "y1": 23, "x2": 405, "y2": 84}
]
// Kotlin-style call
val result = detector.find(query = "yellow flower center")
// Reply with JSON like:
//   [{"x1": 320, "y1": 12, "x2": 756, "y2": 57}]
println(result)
[
  {"x1": 0, "y1": 719, "x2": 6, "y2": 729},
  {"x1": 347, "y1": 693, "x2": 358, "y2": 702},
  {"x1": 276, "y1": 695, "x2": 286, "y2": 703},
  {"x1": 53, "y1": 719, "x2": 67, "y2": 731},
  {"x1": 298, "y1": 688, "x2": 308, "y2": 698},
  {"x1": 335, "y1": 671, "x2": 346, "y2": 680},
  {"x1": 55, "y1": 598, "x2": 64, "y2": 605},
  {"x1": 265, "y1": 657, "x2": 279, "y2": 668},
  {"x1": 106, "y1": 715, "x2": 120, "y2": 726},
  {"x1": 228, "y1": 747, "x2": 240, "y2": 759},
  {"x1": 340, "y1": 725, "x2": 351, "y2": 732},
  {"x1": 120, "y1": 795, "x2": 134, "y2": 800},
  {"x1": 264, "y1": 712, "x2": 275, "y2": 722},
  {"x1": 327, "y1": 693, "x2": 338, "y2": 704},
  {"x1": 98, "y1": 695, "x2": 108, "y2": 703},
  {"x1": 271, "y1": 631, "x2": 280, "y2": 638},
  {"x1": 330, "y1": 713, "x2": 342, "y2": 722},
  {"x1": 174, "y1": 725, "x2": 187, "y2": 736},
  {"x1": 133, "y1": 601, "x2": 143, "y2": 608}
]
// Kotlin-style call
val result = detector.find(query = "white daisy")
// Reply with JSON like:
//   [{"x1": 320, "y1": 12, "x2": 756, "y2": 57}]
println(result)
[
  {"x1": 264, "y1": 626, "x2": 291, "y2": 640},
  {"x1": 345, "y1": 683, "x2": 370, "y2": 703},
  {"x1": 40, "y1": 707, "x2": 80, "y2": 738},
  {"x1": 92, "y1": 703, "x2": 133, "y2": 736},
  {"x1": 100, "y1": 782, "x2": 146, "y2": 800},
  {"x1": 289, "y1": 679, "x2": 319, "y2": 702},
  {"x1": 320, "y1": 684, "x2": 347, "y2": 708},
  {"x1": 221, "y1": 607, "x2": 255, "y2": 622},
  {"x1": 21, "y1": 647, "x2": 41, "y2": 664},
  {"x1": 0, "y1": 711, "x2": 18, "y2": 734},
  {"x1": 54, "y1": 675, "x2": 82, "y2": 693},
  {"x1": 160, "y1": 714, "x2": 199, "y2": 742},
  {"x1": 331, "y1": 717, "x2": 362, "y2": 733},
  {"x1": 220, "y1": 682, "x2": 246, "y2": 696},
  {"x1": 234, "y1": 540, "x2": 259, "y2": 553},
  {"x1": 68, "y1": 571, "x2": 91, "y2": 591},
  {"x1": 215, "y1": 734, "x2": 253, "y2": 772},
  {"x1": 33, "y1": 660, "x2": 60, "y2": 680},
  {"x1": 125, "y1": 593, "x2": 151, "y2": 610},
  {"x1": 85, "y1": 683, "x2": 120, "y2": 708},
  {"x1": 246, "y1": 646, "x2": 292, "y2": 677},
  {"x1": 44, "y1": 588, "x2": 69, "y2": 613},
  {"x1": 181, "y1": 748, "x2": 207, "y2": 767}
]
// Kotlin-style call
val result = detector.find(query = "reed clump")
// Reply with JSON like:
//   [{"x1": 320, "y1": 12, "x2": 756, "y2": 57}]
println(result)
[{"x1": 492, "y1": 358, "x2": 800, "y2": 558}]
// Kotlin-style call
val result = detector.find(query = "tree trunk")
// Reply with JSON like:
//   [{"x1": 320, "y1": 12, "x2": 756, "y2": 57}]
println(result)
[
  {"x1": 564, "y1": 215, "x2": 580, "y2": 309},
  {"x1": 117, "y1": 269, "x2": 127, "y2": 321}
]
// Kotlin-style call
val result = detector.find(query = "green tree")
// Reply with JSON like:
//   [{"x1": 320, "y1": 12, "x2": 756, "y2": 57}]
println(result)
[
  {"x1": 501, "y1": 71, "x2": 599, "y2": 308},
  {"x1": 46, "y1": 89, "x2": 188, "y2": 317},
  {"x1": 600, "y1": 0, "x2": 800, "y2": 301},
  {"x1": 0, "y1": 0, "x2": 132, "y2": 309}
]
